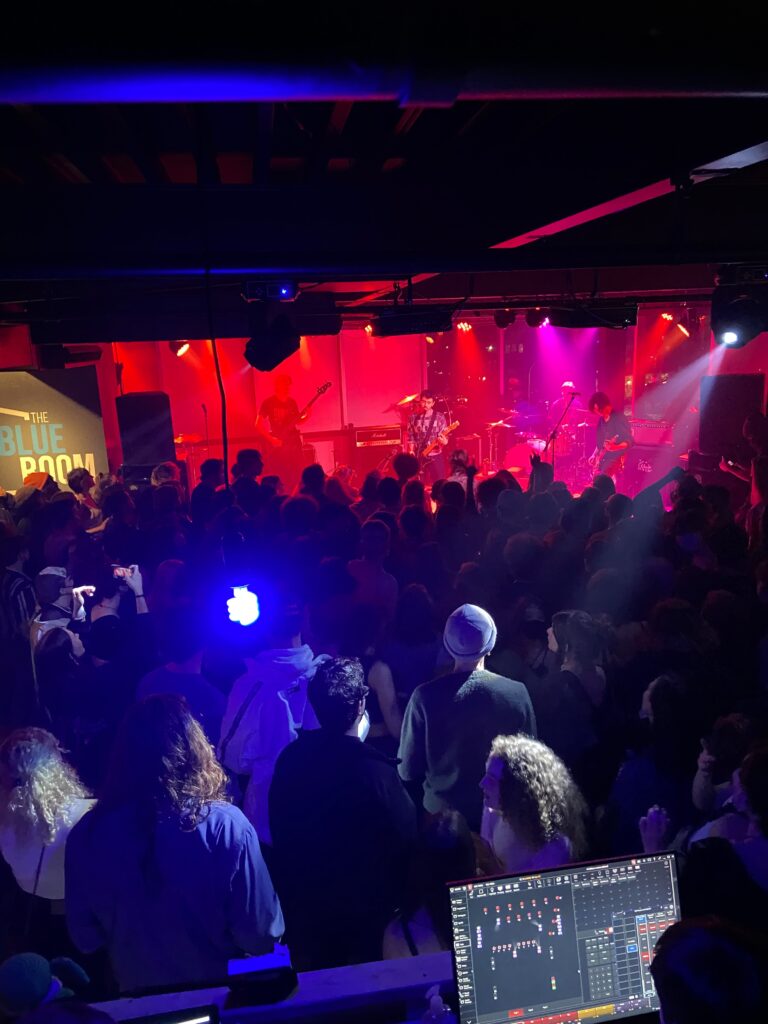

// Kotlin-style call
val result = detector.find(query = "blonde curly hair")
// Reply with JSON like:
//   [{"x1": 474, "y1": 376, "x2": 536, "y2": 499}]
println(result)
[
  {"x1": 0, "y1": 728, "x2": 90, "y2": 844},
  {"x1": 489, "y1": 734, "x2": 589, "y2": 860}
]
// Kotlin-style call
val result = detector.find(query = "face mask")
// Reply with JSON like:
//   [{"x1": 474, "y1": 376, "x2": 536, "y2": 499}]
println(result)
[{"x1": 357, "y1": 709, "x2": 370, "y2": 743}]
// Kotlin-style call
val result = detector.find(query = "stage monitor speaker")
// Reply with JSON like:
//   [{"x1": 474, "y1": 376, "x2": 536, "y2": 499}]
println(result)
[
  {"x1": 116, "y1": 392, "x2": 176, "y2": 466},
  {"x1": 621, "y1": 445, "x2": 681, "y2": 497},
  {"x1": 699, "y1": 374, "x2": 764, "y2": 459}
]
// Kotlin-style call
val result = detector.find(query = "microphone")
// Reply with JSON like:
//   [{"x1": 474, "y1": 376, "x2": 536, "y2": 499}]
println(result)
[{"x1": 567, "y1": 390, "x2": 582, "y2": 396}]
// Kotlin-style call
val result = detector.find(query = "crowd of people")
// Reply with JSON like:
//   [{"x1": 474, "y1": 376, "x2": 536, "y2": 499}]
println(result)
[{"x1": 1, "y1": 432, "x2": 768, "y2": 1017}]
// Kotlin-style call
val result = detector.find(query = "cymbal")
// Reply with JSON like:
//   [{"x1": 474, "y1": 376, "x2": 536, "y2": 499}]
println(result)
[
  {"x1": 174, "y1": 433, "x2": 203, "y2": 444},
  {"x1": 486, "y1": 420, "x2": 516, "y2": 429},
  {"x1": 396, "y1": 393, "x2": 420, "y2": 407},
  {"x1": 457, "y1": 433, "x2": 481, "y2": 441}
]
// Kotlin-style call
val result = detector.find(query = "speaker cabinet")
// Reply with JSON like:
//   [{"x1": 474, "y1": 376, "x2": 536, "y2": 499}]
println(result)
[
  {"x1": 116, "y1": 392, "x2": 176, "y2": 466},
  {"x1": 699, "y1": 374, "x2": 764, "y2": 459},
  {"x1": 622, "y1": 445, "x2": 681, "y2": 497}
]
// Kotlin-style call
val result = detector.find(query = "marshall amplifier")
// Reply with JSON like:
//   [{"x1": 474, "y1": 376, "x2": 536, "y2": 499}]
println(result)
[
  {"x1": 622, "y1": 445, "x2": 681, "y2": 497},
  {"x1": 352, "y1": 425, "x2": 402, "y2": 477},
  {"x1": 629, "y1": 419, "x2": 674, "y2": 446},
  {"x1": 354, "y1": 425, "x2": 402, "y2": 448}
]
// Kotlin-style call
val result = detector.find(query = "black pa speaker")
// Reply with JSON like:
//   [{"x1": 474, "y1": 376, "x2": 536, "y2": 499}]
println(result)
[
  {"x1": 699, "y1": 374, "x2": 764, "y2": 459},
  {"x1": 116, "y1": 392, "x2": 176, "y2": 466}
]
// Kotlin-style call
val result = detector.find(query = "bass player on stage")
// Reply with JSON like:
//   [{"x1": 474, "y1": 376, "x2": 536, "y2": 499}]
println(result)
[
  {"x1": 255, "y1": 373, "x2": 310, "y2": 489},
  {"x1": 407, "y1": 390, "x2": 450, "y2": 485},
  {"x1": 587, "y1": 391, "x2": 633, "y2": 480}
]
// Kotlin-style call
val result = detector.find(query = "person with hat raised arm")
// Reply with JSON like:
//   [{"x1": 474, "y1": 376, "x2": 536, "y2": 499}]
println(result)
[{"x1": 398, "y1": 604, "x2": 536, "y2": 831}]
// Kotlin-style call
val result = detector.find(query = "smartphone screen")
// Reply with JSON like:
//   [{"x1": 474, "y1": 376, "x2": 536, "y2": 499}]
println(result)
[{"x1": 112, "y1": 565, "x2": 134, "y2": 579}]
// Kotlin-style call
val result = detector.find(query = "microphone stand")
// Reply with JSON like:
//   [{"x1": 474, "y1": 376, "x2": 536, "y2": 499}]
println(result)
[{"x1": 544, "y1": 393, "x2": 577, "y2": 481}]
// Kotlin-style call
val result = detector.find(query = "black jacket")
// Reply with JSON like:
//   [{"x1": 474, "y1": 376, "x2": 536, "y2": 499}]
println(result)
[{"x1": 269, "y1": 729, "x2": 417, "y2": 969}]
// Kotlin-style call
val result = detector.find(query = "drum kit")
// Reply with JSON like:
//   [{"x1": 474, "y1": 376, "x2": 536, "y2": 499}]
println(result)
[{"x1": 489, "y1": 407, "x2": 594, "y2": 489}]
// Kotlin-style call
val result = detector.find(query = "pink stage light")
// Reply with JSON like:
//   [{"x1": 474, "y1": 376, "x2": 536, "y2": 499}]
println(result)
[{"x1": 456, "y1": 320, "x2": 473, "y2": 332}]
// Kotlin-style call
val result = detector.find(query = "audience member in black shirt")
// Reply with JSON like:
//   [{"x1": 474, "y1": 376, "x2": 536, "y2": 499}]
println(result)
[
  {"x1": 269, "y1": 657, "x2": 416, "y2": 970},
  {"x1": 190, "y1": 458, "x2": 225, "y2": 527}
]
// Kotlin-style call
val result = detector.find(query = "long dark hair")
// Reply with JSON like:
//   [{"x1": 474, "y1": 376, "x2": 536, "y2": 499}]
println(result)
[{"x1": 96, "y1": 694, "x2": 228, "y2": 829}]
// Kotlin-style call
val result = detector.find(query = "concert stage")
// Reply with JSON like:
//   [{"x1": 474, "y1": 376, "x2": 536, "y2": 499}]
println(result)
[{"x1": 0, "y1": 298, "x2": 765, "y2": 501}]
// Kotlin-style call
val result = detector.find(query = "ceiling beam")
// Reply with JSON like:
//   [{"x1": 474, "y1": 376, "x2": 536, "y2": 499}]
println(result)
[
  {"x1": 327, "y1": 101, "x2": 353, "y2": 137},
  {"x1": 343, "y1": 137, "x2": 768, "y2": 307},
  {"x1": 3, "y1": 66, "x2": 768, "y2": 105}
]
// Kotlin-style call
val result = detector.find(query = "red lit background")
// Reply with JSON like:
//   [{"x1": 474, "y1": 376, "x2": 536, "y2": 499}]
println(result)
[{"x1": 4, "y1": 306, "x2": 768, "y2": 483}]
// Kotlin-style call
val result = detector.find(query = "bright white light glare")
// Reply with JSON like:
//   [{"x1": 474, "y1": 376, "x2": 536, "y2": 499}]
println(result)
[
  {"x1": 722, "y1": 331, "x2": 740, "y2": 346},
  {"x1": 227, "y1": 585, "x2": 260, "y2": 626}
]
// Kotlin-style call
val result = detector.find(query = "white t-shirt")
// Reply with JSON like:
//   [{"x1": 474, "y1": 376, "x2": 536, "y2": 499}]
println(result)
[{"x1": 0, "y1": 798, "x2": 95, "y2": 900}]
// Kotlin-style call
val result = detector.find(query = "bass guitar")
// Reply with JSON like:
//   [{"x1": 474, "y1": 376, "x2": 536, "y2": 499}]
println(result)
[
  {"x1": 264, "y1": 381, "x2": 332, "y2": 447},
  {"x1": 421, "y1": 420, "x2": 460, "y2": 458},
  {"x1": 292, "y1": 380, "x2": 332, "y2": 427}
]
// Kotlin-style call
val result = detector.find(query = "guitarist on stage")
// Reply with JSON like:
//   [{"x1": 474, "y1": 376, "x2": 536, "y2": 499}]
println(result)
[
  {"x1": 255, "y1": 373, "x2": 311, "y2": 489},
  {"x1": 588, "y1": 391, "x2": 633, "y2": 481},
  {"x1": 407, "y1": 390, "x2": 450, "y2": 485}
]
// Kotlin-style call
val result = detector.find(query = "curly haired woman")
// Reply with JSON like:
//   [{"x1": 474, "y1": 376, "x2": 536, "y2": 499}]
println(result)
[
  {"x1": 65, "y1": 694, "x2": 284, "y2": 995},
  {"x1": 0, "y1": 728, "x2": 94, "y2": 954},
  {"x1": 480, "y1": 734, "x2": 590, "y2": 873}
]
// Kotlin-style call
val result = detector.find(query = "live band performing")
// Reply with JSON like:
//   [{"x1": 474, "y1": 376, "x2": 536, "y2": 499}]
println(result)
[
  {"x1": 254, "y1": 374, "x2": 635, "y2": 494},
  {"x1": 8, "y1": 32, "x2": 768, "y2": 1022}
]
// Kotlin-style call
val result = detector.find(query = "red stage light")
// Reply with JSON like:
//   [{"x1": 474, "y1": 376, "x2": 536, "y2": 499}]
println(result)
[
  {"x1": 661, "y1": 312, "x2": 674, "y2": 321},
  {"x1": 169, "y1": 340, "x2": 190, "y2": 357},
  {"x1": 425, "y1": 335, "x2": 435, "y2": 344},
  {"x1": 676, "y1": 323, "x2": 690, "y2": 337},
  {"x1": 364, "y1": 322, "x2": 373, "y2": 335},
  {"x1": 456, "y1": 320, "x2": 472, "y2": 332}
]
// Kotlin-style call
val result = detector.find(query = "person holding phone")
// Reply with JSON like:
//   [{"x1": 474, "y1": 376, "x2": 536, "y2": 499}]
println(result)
[
  {"x1": 29, "y1": 567, "x2": 95, "y2": 657},
  {"x1": 90, "y1": 565, "x2": 147, "y2": 623}
]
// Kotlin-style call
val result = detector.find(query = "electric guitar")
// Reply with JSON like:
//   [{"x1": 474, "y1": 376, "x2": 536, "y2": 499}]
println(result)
[
  {"x1": 421, "y1": 420, "x2": 460, "y2": 458},
  {"x1": 589, "y1": 436, "x2": 627, "y2": 473},
  {"x1": 264, "y1": 381, "x2": 332, "y2": 446},
  {"x1": 294, "y1": 380, "x2": 332, "y2": 424}
]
